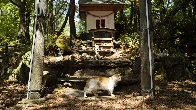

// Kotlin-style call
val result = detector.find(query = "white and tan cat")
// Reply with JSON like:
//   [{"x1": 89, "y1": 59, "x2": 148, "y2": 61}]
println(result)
[{"x1": 84, "y1": 74, "x2": 121, "y2": 98}]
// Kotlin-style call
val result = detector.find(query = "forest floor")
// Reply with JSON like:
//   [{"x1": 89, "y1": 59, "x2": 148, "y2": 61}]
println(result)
[
  {"x1": 1, "y1": 48, "x2": 196, "y2": 109},
  {"x1": 0, "y1": 79, "x2": 196, "y2": 110}
]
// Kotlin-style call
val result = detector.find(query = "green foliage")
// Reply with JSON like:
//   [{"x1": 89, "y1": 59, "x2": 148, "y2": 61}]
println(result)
[
  {"x1": 44, "y1": 34, "x2": 58, "y2": 56},
  {"x1": 21, "y1": 51, "x2": 31, "y2": 68},
  {"x1": 55, "y1": 35, "x2": 71, "y2": 51},
  {"x1": 118, "y1": 32, "x2": 139, "y2": 49},
  {"x1": 0, "y1": 0, "x2": 195, "y2": 73},
  {"x1": 45, "y1": 34, "x2": 71, "y2": 55},
  {"x1": 152, "y1": 0, "x2": 196, "y2": 53},
  {"x1": 51, "y1": 0, "x2": 69, "y2": 30},
  {"x1": 0, "y1": 2, "x2": 18, "y2": 45},
  {"x1": 151, "y1": 0, "x2": 196, "y2": 74},
  {"x1": 118, "y1": 32, "x2": 140, "y2": 59},
  {"x1": 77, "y1": 19, "x2": 86, "y2": 36},
  {"x1": 114, "y1": 0, "x2": 139, "y2": 33}
]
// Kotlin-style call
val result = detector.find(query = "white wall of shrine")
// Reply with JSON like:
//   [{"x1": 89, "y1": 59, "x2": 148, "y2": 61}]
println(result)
[{"x1": 86, "y1": 11, "x2": 114, "y2": 32}]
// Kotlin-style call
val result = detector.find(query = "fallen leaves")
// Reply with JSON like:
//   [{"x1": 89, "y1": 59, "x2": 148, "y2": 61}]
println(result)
[
  {"x1": 1, "y1": 80, "x2": 196, "y2": 110},
  {"x1": 0, "y1": 82, "x2": 26, "y2": 109}
]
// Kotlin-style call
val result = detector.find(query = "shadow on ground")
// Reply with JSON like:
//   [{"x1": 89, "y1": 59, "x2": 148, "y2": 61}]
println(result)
[{"x1": 1, "y1": 80, "x2": 196, "y2": 109}]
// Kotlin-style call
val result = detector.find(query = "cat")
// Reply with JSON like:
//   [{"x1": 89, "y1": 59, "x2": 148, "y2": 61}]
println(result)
[{"x1": 84, "y1": 74, "x2": 121, "y2": 98}]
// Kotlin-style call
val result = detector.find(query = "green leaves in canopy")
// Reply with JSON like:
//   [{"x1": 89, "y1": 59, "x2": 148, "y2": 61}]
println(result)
[{"x1": 0, "y1": 2, "x2": 18, "y2": 44}]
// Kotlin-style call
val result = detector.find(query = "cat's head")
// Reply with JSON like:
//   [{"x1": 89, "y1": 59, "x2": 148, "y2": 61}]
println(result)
[{"x1": 111, "y1": 74, "x2": 121, "y2": 82}]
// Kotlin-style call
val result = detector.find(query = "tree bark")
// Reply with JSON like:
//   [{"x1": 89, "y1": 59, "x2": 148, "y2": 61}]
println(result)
[
  {"x1": 57, "y1": 6, "x2": 70, "y2": 36},
  {"x1": 69, "y1": 0, "x2": 76, "y2": 39},
  {"x1": 48, "y1": 0, "x2": 55, "y2": 34},
  {"x1": 139, "y1": 0, "x2": 154, "y2": 95},
  {"x1": 194, "y1": 1, "x2": 196, "y2": 17},
  {"x1": 130, "y1": 1, "x2": 133, "y2": 27},
  {"x1": 10, "y1": 0, "x2": 31, "y2": 44},
  {"x1": 27, "y1": 0, "x2": 47, "y2": 99}
]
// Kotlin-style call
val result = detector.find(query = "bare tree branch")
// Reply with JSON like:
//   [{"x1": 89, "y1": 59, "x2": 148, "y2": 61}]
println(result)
[
  {"x1": 55, "y1": 8, "x2": 67, "y2": 22},
  {"x1": 55, "y1": 1, "x2": 67, "y2": 16}
]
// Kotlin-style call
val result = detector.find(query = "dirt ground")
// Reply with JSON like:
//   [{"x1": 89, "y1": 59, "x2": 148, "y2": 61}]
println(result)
[{"x1": 0, "y1": 79, "x2": 196, "y2": 110}]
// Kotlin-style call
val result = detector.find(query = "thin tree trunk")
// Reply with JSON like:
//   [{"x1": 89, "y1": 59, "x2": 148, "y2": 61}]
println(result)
[
  {"x1": 130, "y1": 1, "x2": 133, "y2": 28},
  {"x1": 69, "y1": 0, "x2": 76, "y2": 39},
  {"x1": 57, "y1": 5, "x2": 70, "y2": 36},
  {"x1": 133, "y1": 0, "x2": 137, "y2": 30},
  {"x1": 48, "y1": 0, "x2": 55, "y2": 34},
  {"x1": 194, "y1": 1, "x2": 196, "y2": 17}
]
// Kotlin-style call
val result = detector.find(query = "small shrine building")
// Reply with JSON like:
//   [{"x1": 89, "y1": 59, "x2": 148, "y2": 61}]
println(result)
[{"x1": 78, "y1": 0, "x2": 124, "y2": 52}]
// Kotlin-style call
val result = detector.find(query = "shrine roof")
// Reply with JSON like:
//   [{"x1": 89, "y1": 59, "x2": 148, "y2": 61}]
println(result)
[{"x1": 78, "y1": 0, "x2": 124, "y2": 4}]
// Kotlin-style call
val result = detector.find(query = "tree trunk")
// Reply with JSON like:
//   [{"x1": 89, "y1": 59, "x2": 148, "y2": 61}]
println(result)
[
  {"x1": 27, "y1": 0, "x2": 47, "y2": 99},
  {"x1": 130, "y1": 1, "x2": 133, "y2": 28},
  {"x1": 139, "y1": 0, "x2": 154, "y2": 95},
  {"x1": 133, "y1": 0, "x2": 137, "y2": 30},
  {"x1": 194, "y1": 1, "x2": 196, "y2": 17},
  {"x1": 69, "y1": 0, "x2": 76, "y2": 40},
  {"x1": 48, "y1": 0, "x2": 55, "y2": 34},
  {"x1": 10, "y1": 0, "x2": 31, "y2": 44},
  {"x1": 57, "y1": 6, "x2": 70, "y2": 36}
]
